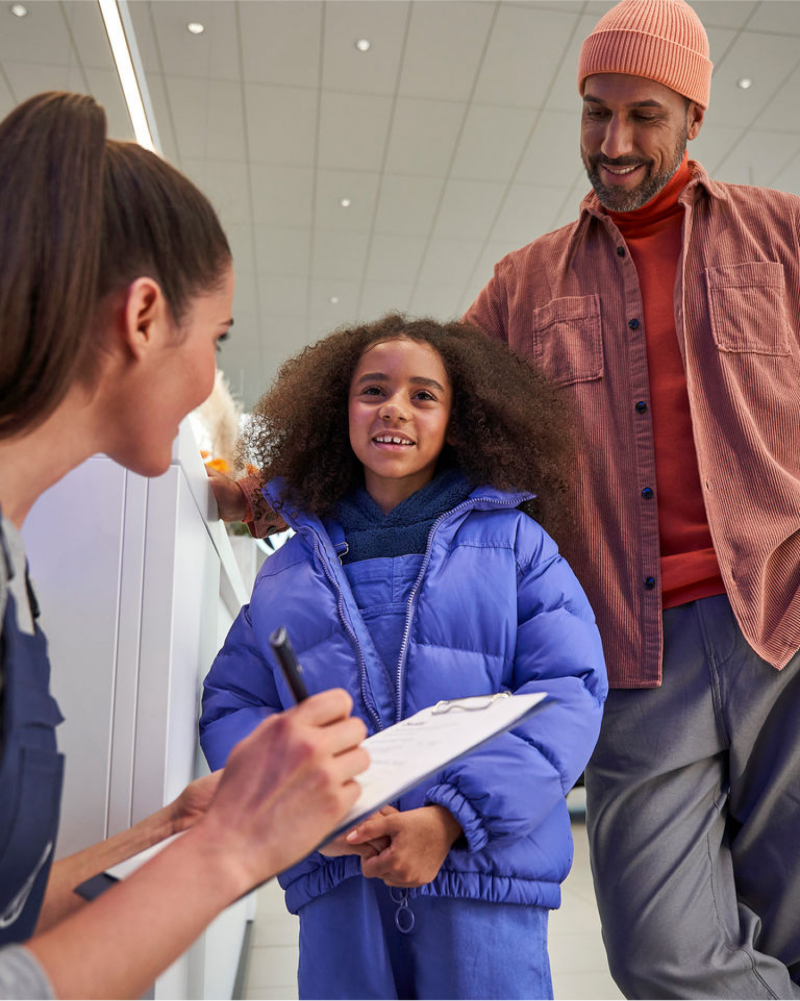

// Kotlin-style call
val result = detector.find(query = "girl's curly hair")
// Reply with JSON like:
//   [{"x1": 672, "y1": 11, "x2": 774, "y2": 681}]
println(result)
[{"x1": 243, "y1": 313, "x2": 574, "y2": 538}]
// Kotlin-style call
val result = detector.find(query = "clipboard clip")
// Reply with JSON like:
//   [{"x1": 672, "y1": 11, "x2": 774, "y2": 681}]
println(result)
[{"x1": 431, "y1": 691, "x2": 512, "y2": 715}]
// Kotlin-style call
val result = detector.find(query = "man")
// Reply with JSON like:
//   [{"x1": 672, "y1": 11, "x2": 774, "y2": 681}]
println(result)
[{"x1": 464, "y1": 1, "x2": 800, "y2": 997}]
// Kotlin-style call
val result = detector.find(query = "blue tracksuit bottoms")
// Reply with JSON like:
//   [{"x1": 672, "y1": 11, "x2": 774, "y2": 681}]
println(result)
[{"x1": 296, "y1": 875, "x2": 553, "y2": 1000}]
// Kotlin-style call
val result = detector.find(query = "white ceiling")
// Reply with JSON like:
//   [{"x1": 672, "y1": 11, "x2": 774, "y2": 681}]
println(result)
[{"x1": 3, "y1": 0, "x2": 800, "y2": 405}]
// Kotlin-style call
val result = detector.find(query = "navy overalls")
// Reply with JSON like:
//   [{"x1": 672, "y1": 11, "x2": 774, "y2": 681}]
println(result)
[{"x1": 0, "y1": 527, "x2": 64, "y2": 945}]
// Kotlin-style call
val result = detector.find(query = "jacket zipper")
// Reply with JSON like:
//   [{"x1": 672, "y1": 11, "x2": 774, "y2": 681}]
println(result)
[{"x1": 393, "y1": 494, "x2": 525, "y2": 725}]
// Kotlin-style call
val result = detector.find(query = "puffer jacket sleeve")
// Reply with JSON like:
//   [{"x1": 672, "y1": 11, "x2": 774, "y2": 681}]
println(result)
[
  {"x1": 199, "y1": 602, "x2": 282, "y2": 770},
  {"x1": 424, "y1": 523, "x2": 607, "y2": 853}
]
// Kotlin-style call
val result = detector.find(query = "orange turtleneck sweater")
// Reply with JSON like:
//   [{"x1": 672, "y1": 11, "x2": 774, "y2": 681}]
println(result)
[{"x1": 608, "y1": 155, "x2": 725, "y2": 609}]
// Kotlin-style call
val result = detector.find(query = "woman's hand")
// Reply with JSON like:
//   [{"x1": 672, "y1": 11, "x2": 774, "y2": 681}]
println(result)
[
  {"x1": 206, "y1": 465, "x2": 249, "y2": 522},
  {"x1": 346, "y1": 805, "x2": 462, "y2": 888},
  {"x1": 196, "y1": 690, "x2": 369, "y2": 892},
  {"x1": 319, "y1": 807, "x2": 393, "y2": 859}
]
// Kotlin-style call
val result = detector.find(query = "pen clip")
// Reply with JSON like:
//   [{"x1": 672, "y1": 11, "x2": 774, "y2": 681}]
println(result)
[{"x1": 431, "y1": 691, "x2": 512, "y2": 715}]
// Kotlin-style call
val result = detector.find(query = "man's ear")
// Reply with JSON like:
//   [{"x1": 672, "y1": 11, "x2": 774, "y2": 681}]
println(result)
[
  {"x1": 687, "y1": 102, "x2": 705, "y2": 141},
  {"x1": 122, "y1": 277, "x2": 167, "y2": 360}
]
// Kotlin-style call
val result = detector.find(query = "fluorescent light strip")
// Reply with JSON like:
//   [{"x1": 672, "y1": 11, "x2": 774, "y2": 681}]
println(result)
[{"x1": 98, "y1": 0, "x2": 156, "y2": 152}]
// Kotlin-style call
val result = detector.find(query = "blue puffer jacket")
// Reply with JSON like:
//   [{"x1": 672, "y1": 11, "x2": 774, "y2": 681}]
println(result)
[{"x1": 200, "y1": 480, "x2": 607, "y2": 913}]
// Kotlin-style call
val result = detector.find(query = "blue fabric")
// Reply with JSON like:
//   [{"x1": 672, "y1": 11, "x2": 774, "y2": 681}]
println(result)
[
  {"x1": 0, "y1": 572, "x2": 64, "y2": 944},
  {"x1": 297, "y1": 876, "x2": 553, "y2": 1000},
  {"x1": 343, "y1": 555, "x2": 423, "y2": 684},
  {"x1": 200, "y1": 478, "x2": 607, "y2": 914},
  {"x1": 334, "y1": 469, "x2": 473, "y2": 563}
]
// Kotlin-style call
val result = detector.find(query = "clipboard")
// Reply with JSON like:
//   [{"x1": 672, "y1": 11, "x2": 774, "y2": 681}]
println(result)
[{"x1": 75, "y1": 691, "x2": 550, "y2": 901}]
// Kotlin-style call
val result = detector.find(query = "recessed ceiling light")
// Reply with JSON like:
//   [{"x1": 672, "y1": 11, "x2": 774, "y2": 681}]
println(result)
[
  {"x1": 737, "y1": 77, "x2": 753, "y2": 90},
  {"x1": 355, "y1": 38, "x2": 371, "y2": 53},
  {"x1": 330, "y1": 296, "x2": 340, "y2": 305},
  {"x1": 340, "y1": 197, "x2": 352, "y2": 208},
  {"x1": 10, "y1": 4, "x2": 28, "y2": 17},
  {"x1": 187, "y1": 22, "x2": 204, "y2": 35}
]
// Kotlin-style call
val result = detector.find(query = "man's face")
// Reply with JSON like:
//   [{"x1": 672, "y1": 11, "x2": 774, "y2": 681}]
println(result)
[{"x1": 580, "y1": 73, "x2": 704, "y2": 211}]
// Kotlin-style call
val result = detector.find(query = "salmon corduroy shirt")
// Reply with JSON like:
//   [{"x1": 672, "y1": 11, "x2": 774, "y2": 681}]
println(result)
[{"x1": 466, "y1": 161, "x2": 800, "y2": 688}]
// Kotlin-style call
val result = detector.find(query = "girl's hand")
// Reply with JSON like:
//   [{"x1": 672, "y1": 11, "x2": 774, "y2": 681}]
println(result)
[
  {"x1": 319, "y1": 807, "x2": 392, "y2": 859},
  {"x1": 206, "y1": 465, "x2": 249, "y2": 522},
  {"x1": 167, "y1": 772, "x2": 224, "y2": 835},
  {"x1": 347, "y1": 805, "x2": 462, "y2": 888}
]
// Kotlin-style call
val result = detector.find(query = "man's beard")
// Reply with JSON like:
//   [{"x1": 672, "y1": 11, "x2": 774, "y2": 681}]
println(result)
[{"x1": 583, "y1": 128, "x2": 687, "y2": 212}]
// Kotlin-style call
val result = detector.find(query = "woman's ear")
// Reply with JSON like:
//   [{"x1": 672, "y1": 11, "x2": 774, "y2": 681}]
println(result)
[{"x1": 122, "y1": 277, "x2": 168, "y2": 360}]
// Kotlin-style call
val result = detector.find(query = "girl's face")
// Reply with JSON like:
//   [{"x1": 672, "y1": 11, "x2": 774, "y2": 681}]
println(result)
[{"x1": 348, "y1": 337, "x2": 453, "y2": 513}]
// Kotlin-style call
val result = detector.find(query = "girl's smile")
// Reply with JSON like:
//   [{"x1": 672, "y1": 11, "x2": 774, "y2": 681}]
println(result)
[{"x1": 348, "y1": 337, "x2": 453, "y2": 513}]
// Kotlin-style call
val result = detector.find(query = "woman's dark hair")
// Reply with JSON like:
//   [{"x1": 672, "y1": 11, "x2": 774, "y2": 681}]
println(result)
[
  {"x1": 0, "y1": 91, "x2": 231, "y2": 439},
  {"x1": 245, "y1": 313, "x2": 574, "y2": 538}
]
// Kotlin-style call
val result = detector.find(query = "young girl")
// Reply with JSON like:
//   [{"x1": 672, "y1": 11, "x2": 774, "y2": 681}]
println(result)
[{"x1": 200, "y1": 313, "x2": 607, "y2": 1000}]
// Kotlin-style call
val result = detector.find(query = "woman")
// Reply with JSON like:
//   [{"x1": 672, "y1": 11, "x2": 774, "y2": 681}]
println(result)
[{"x1": 0, "y1": 91, "x2": 367, "y2": 1000}]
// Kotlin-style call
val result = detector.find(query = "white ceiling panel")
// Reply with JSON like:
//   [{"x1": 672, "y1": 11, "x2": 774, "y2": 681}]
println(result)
[
  {"x1": 419, "y1": 238, "x2": 483, "y2": 287},
  {"x1": 245, "y1": 82, "x2": 317, "y2": 166},
  {"x1": 84, "y1": 67, "x2": 134, "y2": 140},
  {"x1": 473, "y1": 4, "x2": 577, "y2": 108},
  {"x1": 309, "y1": 277, "x2": 362, "y2": 315},
  {"x1": 312, "y1": 230, "x2": 371, "y2": 280},
  {"x1": 365, "y1": 234, "x2": 428, "y2": 283},
  {"x1": 408, "y1": 283, "x2": 463, "y2": 320},
  {"x1": 145, "y1": 1, "x2": 240, "y2": 81},
  {"x1": 768, "y1": 151, "x2": 800, "y2": 196},
  {"x1": 358, "y1": 281, "x2": 414, "y2": 319},
  {"x1": 708, "y1": 31, "x2": 800, "y2": 129},
  {"x1": 318, "y1": 90, "x2": 394, "y2": 171},
  {"x1": 239, "y1": 1, "x2": 322, "y2": 89},
  {"x1": 384, "y1": 96, "x2": 466, "y2": 176},
  {"x1": 374, "y1": 174, "x2": 445, "y2": 237},
  {"x1": 250, "y1": 164, "x2": 314, "y2": 228},
  {"x1": 491, "y1": 182, "x2": 573, "y2": 245},
  {"x1": 398, "y1": 1, "x2": 496, "y2": 103},
  {"x1": 255, "y1": 227, "x2": 311, "y2": 277},
  {"x1": 0, "y1": 1, "x2": 73, "y2": 64},
  {"x1": 689, "y1": 121, "x2": 747, "y2": 176},
  {"x1": 62, "y1": 1, "x2": 114, "y2": 71},
  {"x1": 260, "y1": 315, "x2": 309, "y2": 355},
  {"x1": 691, "y1": 1, "x2": 759, "y2": 30},
  {"x1": 714, "y1": 129, "x2": 800, "y2": 188},
  {"x1": 433, "y1": 179, "x2": 507, "y2": 241},
  {"x1": 322, "y1": 1, "x2": 409, "y2": 95},
  {"x1": 222, "y1": 223, "x2": 257, "y2": 276},
  {"x1": 166, "y1": 76, "x2": 246, "y2": 161},
  {"x1": 451, "y1": 103, "x2": 539, "y2": 182},
  {"x1": 140, "y1": 71, "x2": 180, "y2": 164},
  {"x1": 741, "y1": 1, "x2": 800, "y2": 35},
  {"x1": 546, "y1": 12, "x2": 600, "y2": 114},
  {"x1": 0, "y1": 74, "x2": 15, "y2": 119},
  {"x1": 752, "y1": 63, "x2": 800, "y2": 134},
  {"x1": 182, "y1": 158, "x2": 251, "y2": 227},
  {"x1": 516, "y1": 109, "x2": 582, "y2": 185},
  {"x1": 314, "y1": 169, "x2": 382, "y2": 232},
  {"x1": 259, "y1": 275, "x2": 309, "y2": 317},
  {"x1": 3, "y1": 61, "x2": 87, "y2": 103}
]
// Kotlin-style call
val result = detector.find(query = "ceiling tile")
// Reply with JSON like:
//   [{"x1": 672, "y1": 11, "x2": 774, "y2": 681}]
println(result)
[
  {"x1": 714, "y1": 129, "x2": 800, "y2": 188},
  {"x1": 706, "y1": 31, "x2": 800, "y2": 129},
  {"x1": 433, "y1": 179, "x2": 506, "y2": 241},
  {"x1": 239, "y1": 1, "x2": 323, "y2": 89},
  {"x1": 260, "y1": 315, "x2": 310, "y2": 357},
  {"x1": 2, "y1": 62, "x2": 86, "y2": 104},
  {"x1": 61, "y1": 1, "x2": 115, "y2": 72},
  {"x1": 750, "y1": 63, "x2": 800, "y2": 134},
  {"x1": 309, "y1": 277, "x2": 361, "y2": 314},
  {"x1": 165, "y1": 76, "x2": 246, "y2": 160},
  {"x1": 311, "y1": 231, "x2": 370, "y2": 280},
  {"x1": 147, "y1": 1, "x2": 239, "y2": 81},
  {"x1": 245, "y1": 82, "x2": 317, "y2": 166},
  {"x1": 141, "y1": 72, "x2": 180, "y2": 165},
  {"x1": 408, "y1": 284, "x2": 464, "y2": 320},
  {"x1": 182, "y1": 158, "x2": 251, "y2": 227},
  {"x1": 491, "y1": 183, "x2": 573, "y2": 245},
  {"x1": 250, "y1": 164, "x2": 314, "y2": 227},
  {"x1": 546, "y1": 12, "x2": 599, "y2": 114},
  {"x1": 315, "y1": 169, "x2": 382, "y2": 233},
  {"x1": 220, "y1": 223, "x2": 257, "y2": 276},
  {"x1": 318, "y1": 90, "x2": 394, "y2": 171},
  {"x1": 366, "y1": 234, "x2": 428, "y2": 283},
  {"x1": 0, "y1": 74, "x2": 15, "y2": 119},
  {"x1": 451, "y1": 104, "x2": 538, "y2": 181},
  {"x1": 358, "y1": 281, "x2": 414, "y2": 319},
  {"x1": 516, "y1": 110, "x2": 582, "y2": 186},
  {"x1": 374, "y1": 175, "x2": 445, "y2": 237},
  {"x1": 419, "y1": 238, "x2": 484, "y2": 286},
  {"x1": 690, "y1": 121, "x2": 748, "y2": 177},
  {"x1": 255, "y1": 227, "x2": 311, "y2": 277},
  {"x1": 769, "y1": 150, "x2": 800, "y2": 196},
  {"x1": 322, "y1": 0, "x2": 409, "y2": 95},
  {"x1": 748, "y1": 1, "x2": 800, "y2": 35},
  {"x1": 399, "y1": 1, "x2": 496, "y2": 102},
  {"x1": 83, "y1": 67, "x2": 133, "y2": 141},
  {"x1": 691, "y1": 1, "x2": 761, "y2": 31},
  {"x1": 0, "y1": 1, "x2": 74, "y2": 65},
  {"x1": 473, "y1": 4, "x2": 577, "y2": 108},
  {"x1": 384, "y1": 97, "x2": 466, "y2": 176},
  {"x1": 257, "y1": 275, "x2": 309, "y2": 317}
]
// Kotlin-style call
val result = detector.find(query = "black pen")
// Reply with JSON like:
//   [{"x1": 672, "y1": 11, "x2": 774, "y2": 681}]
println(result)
[{"x1": 269, "y1": 626, "x2": 310, "y2": 703}]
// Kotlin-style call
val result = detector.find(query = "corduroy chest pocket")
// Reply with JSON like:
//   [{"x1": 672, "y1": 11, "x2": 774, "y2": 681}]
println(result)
[
  {"x1": 706, "y1": 262, "x2": 792, "y2": 355},
  {"x1": 529, "y1": 295, "x2": 603, "y2": 387}
]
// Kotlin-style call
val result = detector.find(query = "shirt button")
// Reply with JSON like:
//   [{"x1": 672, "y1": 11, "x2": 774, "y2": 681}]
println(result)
[
  {"x1": 616, "y1": 246, "x2": 626, "y2": 257},
  {"x1": 644, "y1": 576, "x2": 656, "y2": 590},
  {"x1": 635, "y1": 400, "x2": 647, "y2": 413},
  {"x1": 641, "y1": 487, "x2": 654, "y2": 499},
  {"x1": 628, "y1": 318, "x2": 640, "y2": 330}
]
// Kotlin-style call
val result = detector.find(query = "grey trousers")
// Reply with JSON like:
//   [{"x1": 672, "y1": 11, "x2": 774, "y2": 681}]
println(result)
[{"x1": 585, "y1": 594, "x2": 800, "y2": 1000}]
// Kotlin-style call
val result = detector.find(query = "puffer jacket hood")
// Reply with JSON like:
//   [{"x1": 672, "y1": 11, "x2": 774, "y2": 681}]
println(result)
[{"x1": 201, "y1": 478, "x2": 607, "y2": 912}]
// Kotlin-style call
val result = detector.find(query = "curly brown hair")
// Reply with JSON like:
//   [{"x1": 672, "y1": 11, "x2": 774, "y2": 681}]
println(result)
[{"x1": 244, "y1": 313, "x2": 574, "y2": 538}]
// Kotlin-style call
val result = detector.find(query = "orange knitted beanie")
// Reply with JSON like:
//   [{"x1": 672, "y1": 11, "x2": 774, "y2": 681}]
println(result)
[{"x1": 577, "y1": 0, "x2": 712, "y2": 108}]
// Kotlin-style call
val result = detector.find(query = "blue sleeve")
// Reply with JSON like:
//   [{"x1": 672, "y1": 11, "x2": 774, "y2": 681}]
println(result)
[
  {"x1": 425, "y1": 527, "x2": 608, "y2": 852},
  {"x1": 199, "y1": 603, "x2": 283, "y2": 770}
]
